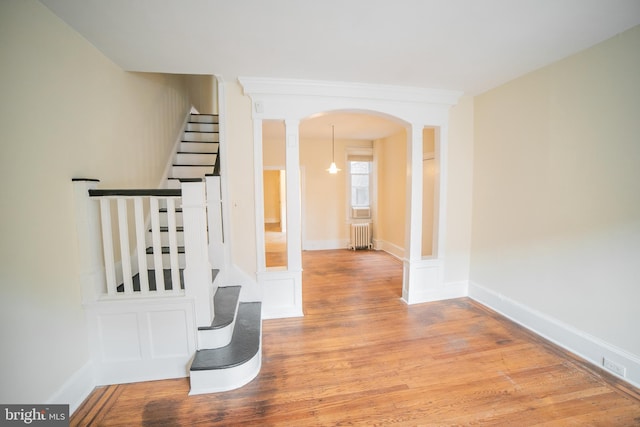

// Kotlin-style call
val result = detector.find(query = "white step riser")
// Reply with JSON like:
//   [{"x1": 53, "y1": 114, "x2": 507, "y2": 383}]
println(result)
[
  {"x1": 183, "y1": 132, "x2": 219, "y2": 142},
  {"x1": 176, "y1": 153, "x2": 217, "y2": 165},
  {"x1": 190, "y1": 115, "x2": 218, "y2": 124},
  {"x1": 186, "y1": 123, "x2": 218, "y2": 132},
  {"x1": 159, "y1": 212, "x2": 183, "y2": 226},
  {"x1": 146, "y1": 232, "x2": 184, "y2": 247},
  {"x1": 197, "y1": 323, "x2": 235, "y2": 350},
  {"x1": 146, "y1": 253, "x2": 186, "y2": 269},
  {"x1": 189, "y1": 352, "x2": 261, "y2": 395},
  {"x1": 171, "y1": 166, "x2": 214, "y2": 179},
  {"x1": 180, "y1": 142, "x2": 219, "y2": 153}
]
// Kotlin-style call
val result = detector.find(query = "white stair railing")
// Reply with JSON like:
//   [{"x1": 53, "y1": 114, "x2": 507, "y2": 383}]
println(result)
[
  {"x1": 90, "y1": 188, "x2": 184, "y2": 296},
  {"x1": 72, "y1": 179, "x2": 215, "y2": 326}
]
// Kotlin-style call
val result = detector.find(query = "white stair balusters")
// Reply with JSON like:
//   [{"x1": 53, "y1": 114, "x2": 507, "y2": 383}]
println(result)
[
  {"x1": 99, "y1": 197, "x2": 117, "y2": 296},
  {"x1": 133, "y1": 197, "x2": 150, "y2": 295}
]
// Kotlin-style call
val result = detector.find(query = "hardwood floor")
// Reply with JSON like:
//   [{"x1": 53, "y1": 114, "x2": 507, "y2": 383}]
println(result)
[
  {"x1": 72, "y1": 249, "x2": 640, "y2": 426},
  {"x1": 265, "y1": 222, "x2": 286, "y2": 268}
]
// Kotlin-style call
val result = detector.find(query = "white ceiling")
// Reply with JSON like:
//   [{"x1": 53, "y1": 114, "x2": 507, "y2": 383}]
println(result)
[{"x1": 39, "y1": 0, "x2": 640, "y2": 140}]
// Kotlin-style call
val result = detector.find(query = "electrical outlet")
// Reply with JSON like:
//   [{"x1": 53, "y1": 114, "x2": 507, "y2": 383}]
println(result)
[{"x1": 603, "y1": 358, "x2": 626, "y2": 377}]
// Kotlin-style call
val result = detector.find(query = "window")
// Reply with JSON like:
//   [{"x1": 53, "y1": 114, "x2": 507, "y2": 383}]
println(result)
[{"x1": 348, "y1": 151, "x2": 373, "y2": 219}]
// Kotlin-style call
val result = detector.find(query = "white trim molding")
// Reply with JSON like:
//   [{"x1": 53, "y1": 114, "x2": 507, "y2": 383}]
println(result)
[
  {"x1": 239, "y1": 77, "x2": 462, "y2": 314},
  {"x1": 46, "y1": 361, "x2": 96, "y2": 416},
  {"x1": 469, "y1": 281, "x2": 640, "y2": 389}
]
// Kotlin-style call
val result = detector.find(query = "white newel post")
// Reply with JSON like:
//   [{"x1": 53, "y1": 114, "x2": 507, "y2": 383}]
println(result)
[
  {"x1": 205, "y1": 175, "x2": 225, "y2": 270},
  {"x1": 72, "y1": 179, "x2": 106, "y2": 303},
  {"x1": 182, "y1": 180, "x2": 214, "y2": 326}
]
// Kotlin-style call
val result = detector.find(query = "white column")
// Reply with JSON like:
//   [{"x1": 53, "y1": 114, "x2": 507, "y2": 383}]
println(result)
[
  {"x1": 403, "y1": 124, "x2": 424, "y2": 302},
  {"x1": 253, "y1": 118, "x2": 266, "y2": 271},
  {"x1": 182, "y1": 181, "x2": 214, "y2": 326},
  {"x1": 284, "y1": 119, "x2": 302, "y2": 273},
  {"x1": 283, "y1": 119, "x2": 304, "y2": 315}
]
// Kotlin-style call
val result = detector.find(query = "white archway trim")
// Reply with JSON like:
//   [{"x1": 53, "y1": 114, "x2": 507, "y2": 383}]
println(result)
[{"x1": 240, "y1": 77, "x2": 463, "y2": 314}]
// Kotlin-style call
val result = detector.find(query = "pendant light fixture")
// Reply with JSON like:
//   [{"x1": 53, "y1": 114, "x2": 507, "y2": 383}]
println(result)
[{"x1": 327, "y1": 125, "x2": 340, "y2": 174}]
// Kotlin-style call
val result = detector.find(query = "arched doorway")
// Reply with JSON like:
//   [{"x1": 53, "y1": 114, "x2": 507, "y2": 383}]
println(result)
[{"x1": 241, "y1": 77, "x2": 461, "y2": 318}]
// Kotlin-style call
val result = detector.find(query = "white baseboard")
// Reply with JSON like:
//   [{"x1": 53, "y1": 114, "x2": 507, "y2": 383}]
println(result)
[
  {"x1": 469, "y1": 281, "x2": 640, "y2": 389},
  {"x1": 374, "y1": 239, "x2": 404, "y2": 260},
  {"x1": 409, "y1": 280, "x2": 468, "y2": 304},
  {"x1": 46, "y1": 361, "x2": 96, "y2": 416},
  {"x1": 303, "y1": 239, "x2": 348, "y2": 251}
]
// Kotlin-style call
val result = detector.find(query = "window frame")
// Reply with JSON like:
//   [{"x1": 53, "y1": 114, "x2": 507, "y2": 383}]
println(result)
[{"x1": 346, "y1": 148, "x2": 374, "y2": 221}]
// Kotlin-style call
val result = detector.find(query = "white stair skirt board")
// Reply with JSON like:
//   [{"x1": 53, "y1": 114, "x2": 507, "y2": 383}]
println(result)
[
  {"x1": 188, "y1": 352, "x2": 261, "y2": 395},
  {"x1": 469, "y1": 281, "x2": 640, "y2": 389}
]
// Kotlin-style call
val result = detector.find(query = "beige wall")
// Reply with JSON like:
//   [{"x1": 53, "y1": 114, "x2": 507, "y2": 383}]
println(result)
[
  {"x1": 444, "y1": 96, "x2": 475, "y2": 283},
  {"x1": 186, "y1": 74, "x2": 216, "y2": 114},
  {"x1": 0, "y1": 0, "x2": 191, "y2": 404},
  {"x1": 224, "y1": 82, "x2": 257, "y2": 276},
  {"x1": 471, "y1": 26, "x2": 640, "y2": 355},
  {"x1": 263, "y1": 170, "x2": 281, "y2": 223},
  {"x1": 300, "y1": 137, "x2": 373, "y2": 244},
  {"x1": 376, "y1": 130, "x2": 407, "y2": 252}
]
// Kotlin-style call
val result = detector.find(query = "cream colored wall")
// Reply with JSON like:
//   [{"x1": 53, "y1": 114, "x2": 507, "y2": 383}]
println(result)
[
  {"x1": 376, "y1": 130, "x2": 407, "y2": 253},
  {"x1": 0, "y1": 0, "x2": 191, "y2": 404},
  {"x1": 300, "y1": 137, "x2": 372, "y2": 245},
  {"x1": 471, "y1": 26, "x2": 640, "y2": 354},
  {"x1": 224, "y1": 81, "x2": 257, "y2": 276},
  {"x1": 263, "y1": 170, "x2": 281, "y2": 223},
  {"x1": 186, "y1": 74, "x2": 216, "y2": 114},
  {"x1": 444, "y1": 96, "x2": 474, "y2": 283}
]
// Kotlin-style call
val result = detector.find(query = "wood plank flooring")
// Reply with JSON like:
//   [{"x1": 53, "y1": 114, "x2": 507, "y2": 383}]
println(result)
[{"x1": 72, "y1": 249, "x2": 640, "y2": 426}]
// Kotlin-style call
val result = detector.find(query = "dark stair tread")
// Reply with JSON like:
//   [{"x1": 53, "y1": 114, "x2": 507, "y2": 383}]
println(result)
[
  {"x1": 117, "y1": 269, "x2": 184, "y2": 292},
  {"x1": 146, "y1": 246, "x2": 185, "y2": 254},
  {"x1": 172, "y1": 164, "x2": 215, "y2": 167},
  {"x1": 167, "y1": 177, "x2": 204, "y2": 182},
  {"x1": 177, "y1": 151, "x2": 219, "y2": 154},
  {"x1": 150, "y1": 226, "x2": 184, "y2": 232},
  {"x1": 181, "y1": 140, "x2": 219, "y2": 144},
  {"x1": 117, "y1": 269, "x2": 218, "y2": 293},
  {"x1": 159, "y1": 207, "x2": 183, "y2": 213},
  {"x1": 198, "y1": 286, "x2": 242, "y2": 331},
  {"x1": 184, "y1": 130, "x2": 219, "y2": 134},
  {"x1": 191, "y1": 302, "x2": 262, "y2": 371}
]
